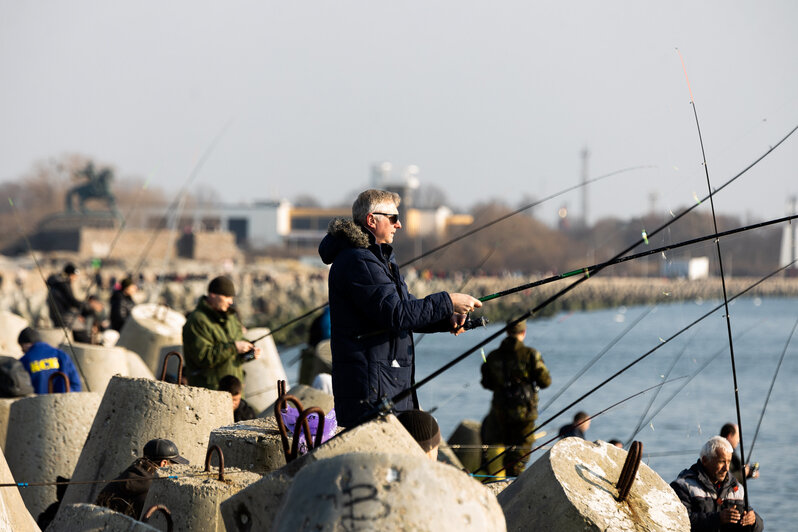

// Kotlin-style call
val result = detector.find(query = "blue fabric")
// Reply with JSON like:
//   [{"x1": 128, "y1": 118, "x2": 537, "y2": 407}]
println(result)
[
  {"x1": 319, "y1": 222, "x2": 453, "y2": 427},
  {"x1": 19, "y1": 342, "x2": 83, "y2": 393}
]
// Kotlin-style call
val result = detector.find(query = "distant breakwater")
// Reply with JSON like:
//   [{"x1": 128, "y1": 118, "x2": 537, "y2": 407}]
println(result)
[{"x1": 4, "y1": 263, "x2": 797, "y2": 348}]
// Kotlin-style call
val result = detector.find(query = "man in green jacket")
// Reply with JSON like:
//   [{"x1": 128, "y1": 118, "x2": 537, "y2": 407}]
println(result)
[
  {"x1": 480, "y1": 319, "x2": 551, "y2": 476},
  {"x1": 182, "y1": 276, "x2": 260, "y2": 390}
]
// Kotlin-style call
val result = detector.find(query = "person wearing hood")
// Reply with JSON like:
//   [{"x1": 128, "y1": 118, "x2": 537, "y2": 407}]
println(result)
[{"x1": 318, "y1": 189, "x2": 482, "y2": 427}]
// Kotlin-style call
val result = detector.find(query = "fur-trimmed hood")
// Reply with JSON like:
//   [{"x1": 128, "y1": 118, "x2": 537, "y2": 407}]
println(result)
[{"x1": 318, "y1": 218, "x2": 372, "y2": 265}]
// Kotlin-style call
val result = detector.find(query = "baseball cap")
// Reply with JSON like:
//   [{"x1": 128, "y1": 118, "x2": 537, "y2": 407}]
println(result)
[
  {"x1": 143, "y1": 438, "x2": 189, "y2": 464},
  {"x1": 64, "y1": 263, "x2": 79, "y2": 275}
]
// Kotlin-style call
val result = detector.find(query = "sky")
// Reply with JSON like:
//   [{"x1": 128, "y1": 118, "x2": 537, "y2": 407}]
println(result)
[{"x1": 1, "y1": 1, "x2": 797, "y2": 226}]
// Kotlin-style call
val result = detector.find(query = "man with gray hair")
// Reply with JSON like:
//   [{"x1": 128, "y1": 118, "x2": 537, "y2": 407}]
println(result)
[
  {"x1": 670, "y1": 435, "x2": 763, "y2": 531},
  {"x1": 319, "y1": 189, "x2": 483, "y2": 427}
]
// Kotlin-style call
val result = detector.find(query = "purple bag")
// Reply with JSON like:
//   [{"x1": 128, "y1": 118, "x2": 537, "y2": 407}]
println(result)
[{"x1": 280, "y1": 406, "x2": 337, "y2": 455}]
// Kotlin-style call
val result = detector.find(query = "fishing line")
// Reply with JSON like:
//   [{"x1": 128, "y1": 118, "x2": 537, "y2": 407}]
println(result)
[
  {"x1": 625, "y1": 329, "x2": 697, "y2": 445},
  {"x1": 747, "y1": 316, "x2": 798, "y2": 463},
  {"x1": 476, "y1": 264, "x2": 793, "y2": 474},
  {"x1": 539, "y1": 305, "x2": 656, "y2": 414},
  {"x1": 6, "y1": 198, "x2": 90, "y2": 390},
  {"x1": 678, "y1": 48, "x2": 749, "y2": 509},
  {"x1": 491, "y1": 377, "x2": 687, "y2": 476},
  {"x1": 624, "y1": 322, "x2": 761, "y2": 445},
  {"x1": 254, "y1": 165, "x2": 655, "y2": 341}
]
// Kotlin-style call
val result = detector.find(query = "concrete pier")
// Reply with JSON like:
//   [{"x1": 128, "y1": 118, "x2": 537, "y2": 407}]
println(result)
[
  {"x1": 141, "y1": 462, "x2": 261, "y2": 531},
  {"x1": 58, "y1": 376, "x2": 233, "y2": 510},
  {"x1": 272, "y1": 452, "x2": 506, "y2": 531},
  {"x1": 116, "y1": 304, "x2": 185, "y2": 374},
  {"x1": 4, "y1": 392, "x2": 102, "y2": 520},
  {"x1": 498, "y1": 438, "x2": 689, "y2": 531}
]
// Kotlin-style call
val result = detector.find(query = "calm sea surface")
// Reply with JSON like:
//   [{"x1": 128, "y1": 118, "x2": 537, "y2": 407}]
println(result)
[{"x1": 282, "y1": 296, "x2": 798, "y2": 528}]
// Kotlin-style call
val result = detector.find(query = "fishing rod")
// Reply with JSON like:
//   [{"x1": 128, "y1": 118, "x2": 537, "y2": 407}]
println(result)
[
  {"x1": 624, "y1": 322, "x2": 761, "y2": 446},
  {"x1": 539, "y1": 305, "x2": 655, "y2": 413},
  {"x1": 746, "y1": 316, "x2": 798, "y2": 463},
  {"x1": 678, "y1": 49, "x2": 749, "y2": 509},
  {"x1": 250, "y1": 165, "x2": 654, "y2": 342},
  {"x1": 475, "y1": 261, "x2": 795, "y2": 474},
  {"x1": 6, "y1": 198, "x2": 90, "y2": 390},
  {"x1": 490, "y1": 377, "x2": 687, "y2": 477}
]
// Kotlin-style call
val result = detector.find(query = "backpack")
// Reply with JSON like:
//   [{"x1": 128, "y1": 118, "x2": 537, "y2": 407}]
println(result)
[{"x1": 0, "y1": 356, "x2": 34, "y2": 397}]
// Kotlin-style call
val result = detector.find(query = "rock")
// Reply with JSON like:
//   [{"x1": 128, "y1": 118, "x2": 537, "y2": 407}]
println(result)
[{"x1": 498, "y1": 438, "x2": 689, "y2": 531}]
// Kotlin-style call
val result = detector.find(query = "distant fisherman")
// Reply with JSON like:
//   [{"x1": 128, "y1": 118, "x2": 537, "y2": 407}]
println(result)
[
  {"x1": 318, "y1": 189, "x2": 482, "y2": 427},
  {"x1": 18, "y1": 327, "x2": 82, "y2": 393},
  {"x1": 720, "y1": 423, "x2": 760, "y2": 484},
  {"x1": 480, "y1": 319, "x2": 551, "y2": 476},
  {"x1": 46, "y1": 262, "x2": 82, "y2": 329}
]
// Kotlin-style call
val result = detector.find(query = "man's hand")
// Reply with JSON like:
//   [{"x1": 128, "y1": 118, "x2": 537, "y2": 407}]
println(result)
[
  {"x1": 719, "y1": 506, "x2": 741, "y2": 524},
  {"x1": 740, "y1": 510, "x2": 756, "y2": 527},
  {"x1": 235, "y1": 340, "x2": 255, "y2": 354},
  {"x1": 449, "y1": 313, "x2": 468, "y2": 335},
  {"x1": 450, "y1": 293, "x2": 482, "y2": 315}
]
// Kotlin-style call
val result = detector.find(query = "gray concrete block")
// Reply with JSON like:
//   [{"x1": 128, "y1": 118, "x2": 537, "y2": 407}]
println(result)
[
  {"x1": 59, "y1": 342, "x2": 132, "y2": 395},
  {"x1": 497, "y1": 438, "x2": 689, "y2": 531},
  {"x1": 4, "y1": 392, "x2": 102, "y2": 520},
  {"x1": 0, "y1": 443, "x2": 39, "y2": 532},
  {"x1": 208, "y1": 417, "x2": 287, "y2": 475},
  {"x1": 46, "y1": 503, "x2": 159, "y2": 532},
  {"x1": 220, "y1": 470, "x2": 292, "y2": 532},
  {"x1": 272, "y1": 452, "x2": 506, "y2": 532},
  {"x1": 117, "y1": 304, "x2": 185, "y2": 374},
  {"x1": 242, "y1": 328, "x2": 288, "y2": 413},
  {"x1": 447, "y1": 419, "x2": 482, "y2": 473},
  {"x1": 0, "y1": 310, "x2": 27, "y2": 359},
  {"x1": 141, "y1": 463, "x2": 261, "y2": 532},
  {"x1": 58, "y1": 376, "x2": 233, "y2": 511},
  {"x1": 0, "y1": 396, "x2": 31, "y2": 450}
]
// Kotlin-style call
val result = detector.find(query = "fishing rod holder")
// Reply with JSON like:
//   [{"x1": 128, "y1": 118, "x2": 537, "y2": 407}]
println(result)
[
  {"x1": 616, "y1": 440, "x2": 642, "y2": 502},
  {"x1": 160, "y1": 351, "x2": 184, "y2": 384},
  {"x1": 204, "y1": 444, "x2": 225, "y2": 481},
  {"x1": 48, "y1": 372, "x2": 70, "y2": 393},
  {"x1": 143, "y1": 504, "x2": 173, "y2": 532}
]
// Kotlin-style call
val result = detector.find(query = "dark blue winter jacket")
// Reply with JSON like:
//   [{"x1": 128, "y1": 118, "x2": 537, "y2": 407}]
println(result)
[
  {"x1": 19, "y1": 342, "x2": 83, "y2": 393},
  {"x1": 319, "y1": 219, "x2": 453, "y2": 427}
]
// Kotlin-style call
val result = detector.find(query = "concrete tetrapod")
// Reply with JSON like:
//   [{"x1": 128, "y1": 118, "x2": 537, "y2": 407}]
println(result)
[
  {"x1": 46, "y1": 503, "x2": 160, "y2": 532},
  {"x1": 447, "y1": 419, "x2": 483, "y2": 473},
  {"x1": 0, "y1": 310, "x2": 27, "y2": 358},
  {"x1": 497, "y1": 437, "x2": 690, "y2": 531},
  {"x1": 0, "y1": 441, "x2": 39, "y2": 532},
  {"x1": 242, "y1": 327, "x2": 288, "y2": 413},
  {"x1": 220, "y1": 414, "x2": 428, "y2": 530},
  {"x1": 59, "y1": 342, "x2": 133, "y2": 395},
  {"x1": 271, "y1": 452, "x2": 506, "y2": 532},
  {"x1": 4, "y1": 391, "x2": 102, "y2": 521},
  {"x1": 140, "y1": 460, "x2": 261, "y2": 531},
  {"x1": 57, "y1": 375, "x2": 233, "y2": 512},
  {"x1": 208, "y1": 416, "x2": 288, "y2": 475},
  {"x1": 117, "y1": 304, "x2": 185, "y2": 374}
]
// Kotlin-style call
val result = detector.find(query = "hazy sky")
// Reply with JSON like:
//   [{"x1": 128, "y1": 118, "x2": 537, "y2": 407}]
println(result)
[{"x1": 2, "y1": 1, "x2": 796, "y2": 226}]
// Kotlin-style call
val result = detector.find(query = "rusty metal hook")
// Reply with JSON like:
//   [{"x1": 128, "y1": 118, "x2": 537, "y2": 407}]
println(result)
[
  {"x1": 160, "y1": 351, "x2": 184, "y2": 384},
  {"x1": 616, "y1": 440, "x2": 643, "y2": 502},
  {"x1": 274, "y1": 390, "x2": 305, "y2": 462},
  {"x1": 47, "y1": 371, "x2": 70, "y2": 394},
  {"x1": 204, "y1": 444, "x2": 225, "y2": 481},
  {"x1": 290, "y1": 406, "x2": 326, "y2": 459},
  {"x1": 142, "y1": 504, "x2": 173, "y2": 532}
]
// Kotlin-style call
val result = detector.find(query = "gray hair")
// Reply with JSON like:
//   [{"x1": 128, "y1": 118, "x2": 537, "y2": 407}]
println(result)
[
  {"x1": 700, "y1": 435, "x2": 733, "y2": 459},
  {"x1": 352, "y1": 189, "x2": 401, "y2": 225}
]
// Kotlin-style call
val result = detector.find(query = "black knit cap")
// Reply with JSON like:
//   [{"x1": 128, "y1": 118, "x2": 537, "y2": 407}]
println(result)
[
  {"x1": 143, "y1": 438, "x2": 189, "y2": 464},
  {"x1": 18, "y1": 327, "x2": 41, "y2": 346},
  {"x1": 397, "y1": 410, "x2": 441, "y2": 452},
  {"x1": 63, "y1": 263, "x2": 79, "y2": 275},
  {"x1": 208, "y1": 276, "x2": 235, "y2": 297}
]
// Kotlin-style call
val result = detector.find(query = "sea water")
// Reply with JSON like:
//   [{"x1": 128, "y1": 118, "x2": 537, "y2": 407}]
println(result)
[{"x1": 282, "y1": 296, "x2": 797, "y2": 528}]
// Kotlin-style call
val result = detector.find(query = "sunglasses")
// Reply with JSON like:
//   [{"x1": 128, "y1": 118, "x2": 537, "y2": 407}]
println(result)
[{"x1": 372, "y1": 212, "x2": 400, "y2": 224}]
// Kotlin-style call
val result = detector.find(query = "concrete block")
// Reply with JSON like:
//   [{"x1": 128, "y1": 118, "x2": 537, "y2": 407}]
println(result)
[
  {"x1": 59, "y1": 342, "x2": 131, "y2": 395},
  {"x1": 4, "y1": 392, "x2": 102, "y2": 520},
  {"x1": 438, "y1": 439, "x2": 465, "y2": 470},
  {"x1": 0, "y1": 396, "x2": 31, "y2": 450},
  {"x1": 125, "y1": 348, "x2": 156, "y2": 380},
  {"x1": 0, "y1": 442, "x2": 39, "y2": 532},
  {"x1": 117, "y1": 304, "x2": 185, "y2": 374},
  {"x1": 498, "y1": 438, "x2": 690, "y2": 531},
  {"x1": 46, "y1": 503, "x2": 159, "y2": 532},
  {"x1": 0, "y1": 310, "x2": 26, "y2": 358},
  {"x1": 141, "y1": 463, "x2": 261, "y2": 531},
  {"x1": 59, "y1": 376, "x2": 233, "y2": 511},
  {"x1": 36, "y1": 328, "x2": 71, "y2": 348},
  {"x1": 272, "y1": 452, "x2": 506, "y2": 532},
  {"x1": 261, "y1": 384, "x2": 334, "y2": 417},
  {"x1": 218, "y1": 415, "x2": 425, "y2": 530},
  {"x1": 242, "y1": 327, "x2": 288, "y2": 413},
  {"x1": 208, "y1": 417, "x2": 287, "y2": 475},
  {"x1": 447, "y1": 419, "x2": 482, "y2": 473}
]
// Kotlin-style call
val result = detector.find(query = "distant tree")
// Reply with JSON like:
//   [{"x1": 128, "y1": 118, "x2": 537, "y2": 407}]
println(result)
[{"x1": 413, "y1": 184, "x2": 448, "y2": 210}]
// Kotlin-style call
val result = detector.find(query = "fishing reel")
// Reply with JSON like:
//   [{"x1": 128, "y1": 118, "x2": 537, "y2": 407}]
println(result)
[
  {"x1": 240, "y1": 349, "x2": 256, "y2": 362},
  {"x1": 462, "y1": 315, "x2": 489, "y2": 330}
]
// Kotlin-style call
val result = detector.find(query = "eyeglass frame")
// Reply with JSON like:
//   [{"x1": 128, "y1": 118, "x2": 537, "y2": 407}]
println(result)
[{"x1": 371, "y1": 212, "x2": 400, "y2": 224}]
